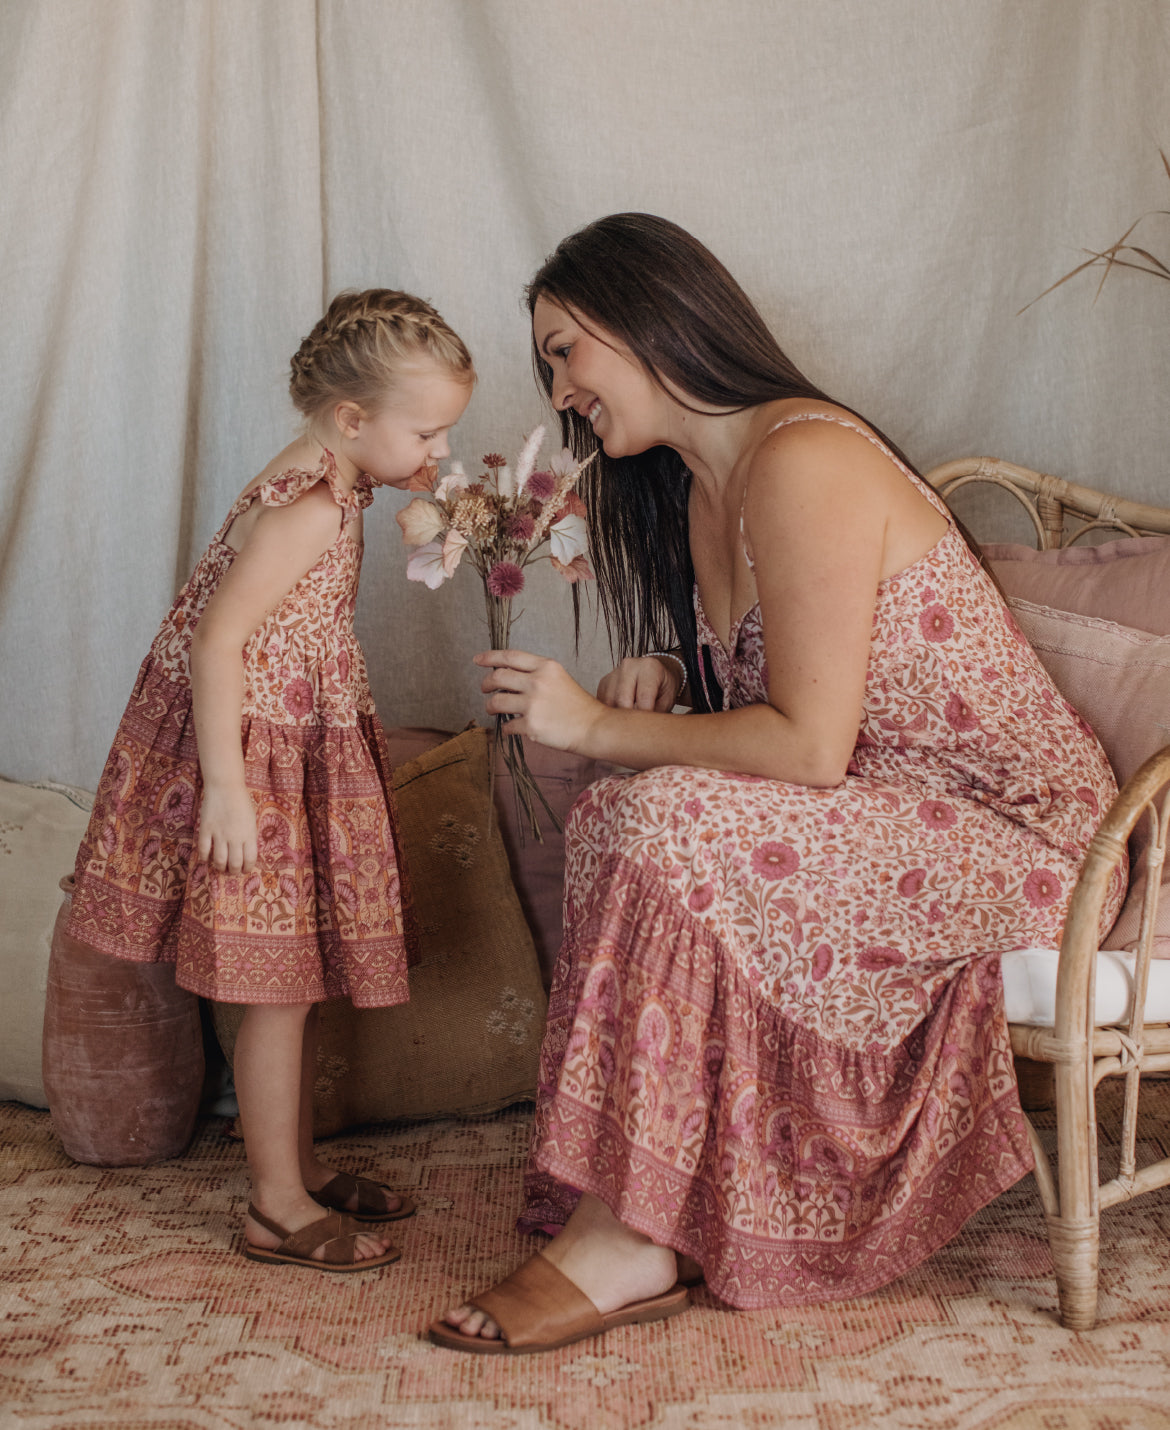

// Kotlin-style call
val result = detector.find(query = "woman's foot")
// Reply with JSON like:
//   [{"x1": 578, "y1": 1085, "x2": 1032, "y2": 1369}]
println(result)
[
  {"x1": 440, "y1": 1193, "x2": 681, "y2": 1343},
  {"x1": 246, "y1": 1192, "x2": 392, "y2": 1263},
  {"x1": 676, "y1": 1253, "x2": 704, "y2": 1287},
  {"x1": 303, "y1": 1161, "x2": 411, "y2": 1220}
]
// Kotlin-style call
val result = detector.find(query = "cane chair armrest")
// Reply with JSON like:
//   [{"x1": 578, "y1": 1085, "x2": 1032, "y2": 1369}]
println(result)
[
  {"x1": 1055, "y1": 746, "x2": 1170, "y2": 1047},
  {"x1": 1008, "y1": 746, "x2": 1170, "y2": 1065}
]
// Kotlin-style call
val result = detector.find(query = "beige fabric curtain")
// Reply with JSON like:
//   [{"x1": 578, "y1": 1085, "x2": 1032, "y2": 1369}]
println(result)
[{"x1": 3, "y1": 0, "x2": 1168, "y2": 787}]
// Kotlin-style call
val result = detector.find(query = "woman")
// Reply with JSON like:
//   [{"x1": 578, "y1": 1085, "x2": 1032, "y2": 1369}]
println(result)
[{"x1": 429, "y1": 214, "x2": 1122, "y2": 1354}]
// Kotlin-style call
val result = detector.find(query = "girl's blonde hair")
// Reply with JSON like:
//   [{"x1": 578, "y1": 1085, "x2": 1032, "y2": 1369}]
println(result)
[{"x1": 289, "y1": 289, "x2": 474, "y2": 420}]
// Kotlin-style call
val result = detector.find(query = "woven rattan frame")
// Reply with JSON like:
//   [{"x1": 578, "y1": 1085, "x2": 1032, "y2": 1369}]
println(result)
[{"x1": 925, "y1": 456, "x2": 1170, "y2": 1329}]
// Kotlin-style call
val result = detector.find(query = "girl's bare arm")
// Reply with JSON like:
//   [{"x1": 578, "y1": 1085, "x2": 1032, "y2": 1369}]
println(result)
[{"x1": 189, "y1": 482, "x2": 344, "y2": 871}]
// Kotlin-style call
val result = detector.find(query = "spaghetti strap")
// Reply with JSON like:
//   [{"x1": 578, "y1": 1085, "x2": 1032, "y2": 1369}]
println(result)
[
  {"x1": 215, "y1": 450, "x2": 374, "y2": 543},
  {"x1": 737, "y1": 411, "x2": 950, "y2": 572},
  {"x1": 253, "y1": 449, "x2": 374, "y2": 526}
]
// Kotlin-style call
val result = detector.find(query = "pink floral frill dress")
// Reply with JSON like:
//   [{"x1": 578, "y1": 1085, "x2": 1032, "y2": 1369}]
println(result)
[
  {"x1": 68, "y1": 453, "x2": 418, "y2": 1007},
  {"x1": 520, "y1": 414, "x2": 1124, "y2": 1307}
]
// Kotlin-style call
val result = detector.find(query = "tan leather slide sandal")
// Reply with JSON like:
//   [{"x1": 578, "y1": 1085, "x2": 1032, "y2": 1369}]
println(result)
[
  {"x1": 427, "y1": 1251, "x2": 690, "y2": 1355},
  {"x1": 244, "y1": 1204, "x2": 402, "y2": 1272}
]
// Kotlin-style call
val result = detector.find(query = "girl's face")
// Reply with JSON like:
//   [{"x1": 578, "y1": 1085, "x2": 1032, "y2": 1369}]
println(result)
[
  {"x1": 341, "y1": 365, "x2": 472, "y2": 488},
  {"x1": 532, "y1": 296, "x2": 666, "y2": 459}
]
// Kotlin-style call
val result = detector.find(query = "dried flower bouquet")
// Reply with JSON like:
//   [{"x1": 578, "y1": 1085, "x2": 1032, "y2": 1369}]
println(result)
[{"x1": 396, "y1": 425, "x2": 598, "y2": 839}]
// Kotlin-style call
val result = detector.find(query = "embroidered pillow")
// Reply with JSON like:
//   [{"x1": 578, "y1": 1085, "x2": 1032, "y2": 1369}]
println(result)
[{"x1": 382, "y1": 726, "x2": 620, "y2": 990}]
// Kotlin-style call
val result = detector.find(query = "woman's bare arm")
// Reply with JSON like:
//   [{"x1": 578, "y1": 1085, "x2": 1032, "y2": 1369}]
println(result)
[{"x1": 479, "y1": 422, "x2": 928, "y2": 786}]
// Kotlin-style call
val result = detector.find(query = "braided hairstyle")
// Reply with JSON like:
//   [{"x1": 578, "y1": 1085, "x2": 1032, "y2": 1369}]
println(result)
[{"x1": 289, "y1": 289, "x2": 474, "y2": 421}]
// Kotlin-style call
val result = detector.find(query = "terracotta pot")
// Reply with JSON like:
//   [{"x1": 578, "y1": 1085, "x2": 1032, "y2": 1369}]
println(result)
[{"x1": 42, "y1": 877, "x2": 204, "y2": 1165}]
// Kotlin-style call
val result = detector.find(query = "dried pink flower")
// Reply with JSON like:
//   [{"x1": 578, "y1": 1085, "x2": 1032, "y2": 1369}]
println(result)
[
  {"x1": 524, "y1": 469, "x2": 556, "y2": 502},
  {"x1": 506, "y1": 513, "x2": 536, "y2": 543},
  {"x1": 486, "y1": 561, "x2": 526, "y2": 598}
]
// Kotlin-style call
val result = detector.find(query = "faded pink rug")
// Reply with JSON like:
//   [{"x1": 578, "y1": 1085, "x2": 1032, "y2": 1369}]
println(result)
[{"x1": 2, "y1": 1086, "x2": 1169, "y2": 1429}]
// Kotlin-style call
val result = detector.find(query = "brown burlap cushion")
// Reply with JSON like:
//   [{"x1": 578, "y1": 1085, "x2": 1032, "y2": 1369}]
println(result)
[{"x1": 213, "y1": 727, "x2": 547, "y2": 1132}]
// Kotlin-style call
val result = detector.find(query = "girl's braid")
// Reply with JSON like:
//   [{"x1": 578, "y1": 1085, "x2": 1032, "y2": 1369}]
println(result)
[{"x1": 289, "y1": 289, "x2": 473, "y2": 419}]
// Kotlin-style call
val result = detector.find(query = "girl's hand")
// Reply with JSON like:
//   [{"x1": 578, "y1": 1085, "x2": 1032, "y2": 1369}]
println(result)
[
  {"x1": 475, "y1": 650, "x2": 604, "y2": 753},
  {"x1": 196, "y1": 785, "x2": 259, "y2": 873},
  {"x1": 597, "y1": 655, "x2": 684, "y2": 712}
]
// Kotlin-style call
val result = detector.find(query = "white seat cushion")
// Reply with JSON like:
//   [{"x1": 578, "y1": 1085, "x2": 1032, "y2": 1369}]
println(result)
[{"x1": 1002, "y1": 946, "x2": 1170, "y2": 1027}]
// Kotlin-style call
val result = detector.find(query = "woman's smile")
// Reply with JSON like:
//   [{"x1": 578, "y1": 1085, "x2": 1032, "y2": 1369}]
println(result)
[{"x1": 532, "y1": 295, "x2": 667, "y2": 458}]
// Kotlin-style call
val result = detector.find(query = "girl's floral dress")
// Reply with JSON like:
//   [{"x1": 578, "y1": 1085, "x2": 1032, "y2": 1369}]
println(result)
[
  {"x1": 68, "y1": 453, "x2": 418, "y2": 1006},
  {"x1": 520, "y1": 414, "x2": 1123, "y2": 1307}
]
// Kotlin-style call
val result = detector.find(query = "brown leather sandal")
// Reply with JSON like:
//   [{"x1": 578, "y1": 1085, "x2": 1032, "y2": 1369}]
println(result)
[
  {"x1": 427, "y1": 1251, "x2": 690, "y2": 1355},
  {"x1": 244, "y1": 1204, "x2": 401, "y2": 1272},
  {"x1": 312, "y1": 1171, "x2": 416, "y2": 1223}
]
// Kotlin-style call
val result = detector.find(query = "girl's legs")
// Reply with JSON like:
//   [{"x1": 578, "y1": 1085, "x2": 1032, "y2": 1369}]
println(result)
[
  {"x1": 234, "y1": 1003, "x2": 390, "y2": 1261},
  {"x1": 296, "y1": 1006, "x2": 409, "y2": 1217},
  {"x1": 441, "y1": 1192, "x2": 681, "y2": 1340}
]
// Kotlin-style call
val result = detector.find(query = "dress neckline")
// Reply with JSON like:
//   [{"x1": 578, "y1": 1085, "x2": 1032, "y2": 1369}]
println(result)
[
  {"x1": 695, "y1": 521, "x2": 962, "y2": 658},
  {"x1": 695, "y1": 410, "x2": 956, "y2": 657}
]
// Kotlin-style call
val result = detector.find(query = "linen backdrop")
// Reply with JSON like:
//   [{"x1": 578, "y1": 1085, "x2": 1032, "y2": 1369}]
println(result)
[{"x1": 2, "y1": 0, "x2": 1168, "y2": 788}]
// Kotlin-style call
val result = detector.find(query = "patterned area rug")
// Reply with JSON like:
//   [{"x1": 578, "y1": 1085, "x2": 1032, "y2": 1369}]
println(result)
[{"x1": 3, "y1": 1086, "x2": 1169, "y2": 1430}]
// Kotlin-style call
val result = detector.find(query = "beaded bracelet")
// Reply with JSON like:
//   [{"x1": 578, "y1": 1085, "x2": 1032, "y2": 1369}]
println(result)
[{"x1": 647, "y1": 650, "x2": 688, "y2": 700}]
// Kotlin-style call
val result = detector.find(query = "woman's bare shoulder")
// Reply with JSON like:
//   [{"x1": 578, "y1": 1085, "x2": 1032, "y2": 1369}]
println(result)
[{"x1": 746, "y1": 401, "x2": 895, "y2": 493}]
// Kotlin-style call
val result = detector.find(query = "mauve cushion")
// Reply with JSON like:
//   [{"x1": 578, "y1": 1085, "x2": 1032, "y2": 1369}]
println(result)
[
  {"x1": 1008, "y1": 599, "x2": 1170, "y2": 956},
  {"x1": 986, "y1": 536, "x2": 1170, "y2": 636}
]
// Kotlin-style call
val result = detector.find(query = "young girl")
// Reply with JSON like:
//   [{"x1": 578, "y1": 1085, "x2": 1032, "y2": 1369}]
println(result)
[{"x1": 67, "y1": 289, "x2": 474, "y2": 1272}]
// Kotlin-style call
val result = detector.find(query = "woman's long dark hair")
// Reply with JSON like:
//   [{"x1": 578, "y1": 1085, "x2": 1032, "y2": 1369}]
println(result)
[{"x1": 526, "y1": 213, "x2": 924, "y2": 712}]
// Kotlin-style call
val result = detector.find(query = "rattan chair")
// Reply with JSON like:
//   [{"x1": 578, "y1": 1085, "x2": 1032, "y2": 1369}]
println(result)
[{"x1": 925, "y1": 457, "x2": 1170, "y2": 1329}]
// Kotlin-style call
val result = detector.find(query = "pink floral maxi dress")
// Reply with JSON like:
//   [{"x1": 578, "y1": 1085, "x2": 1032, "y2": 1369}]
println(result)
[
  {"x1": 520, "y1": 415, "x2": 1123, "y2": 1307},
  {"x1": 68, "y1": 455, "x2": 418, "y2": 1006}
]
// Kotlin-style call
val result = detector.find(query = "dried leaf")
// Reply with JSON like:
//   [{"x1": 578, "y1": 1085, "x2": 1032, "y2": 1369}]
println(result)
[
  {"x1": 1020, "y1": 193, "x2": 1169, "y2": 312},
  {"x1": 1125, "y1": 246, "x2": 1170, "y2": 278},
  {"x1": 1017, "y1": 254, "x2": 1104, "y2": 314}
]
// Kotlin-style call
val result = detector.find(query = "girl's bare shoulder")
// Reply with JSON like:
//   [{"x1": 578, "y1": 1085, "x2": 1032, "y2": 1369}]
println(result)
[{"x1": 236, "y1": 437, "x2": 323, "y2": 502}]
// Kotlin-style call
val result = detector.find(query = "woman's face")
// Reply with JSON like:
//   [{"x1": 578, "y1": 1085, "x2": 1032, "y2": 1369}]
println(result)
[{"x1": 532, "y1": 296, "x2": 667, "y2": 458}]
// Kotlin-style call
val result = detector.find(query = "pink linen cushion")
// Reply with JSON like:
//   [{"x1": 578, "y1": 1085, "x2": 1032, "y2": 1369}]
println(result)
[
  {"x1": 986, "y1": 536, "x2": 1170, "y2": 637},
  {"x1": 1007, "y1": 599, "x2": 1170, "y2": 957},
  {"x1": 383, "y1": 727, "x2": 619, "y2": 988}
]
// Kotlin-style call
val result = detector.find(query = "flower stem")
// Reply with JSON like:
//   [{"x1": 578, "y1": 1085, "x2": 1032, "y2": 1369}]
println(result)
[{"x1": 484, "y1": 591, "x2": 562, "y2": 841}]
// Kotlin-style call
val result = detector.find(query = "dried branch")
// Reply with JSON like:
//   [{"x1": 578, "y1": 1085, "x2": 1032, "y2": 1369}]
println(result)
[{"x1": 1018, "y1": 149, "x2": 1170, "y2": 314}]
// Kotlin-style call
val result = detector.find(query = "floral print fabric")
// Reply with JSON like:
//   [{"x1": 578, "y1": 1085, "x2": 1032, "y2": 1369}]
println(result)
[
  {"x1": 68, "y1": 454, "x2": 418, "y2": 1006},
  {"x1": 520, "y1": 415, "x2": 1123, "y2": 1306}
]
